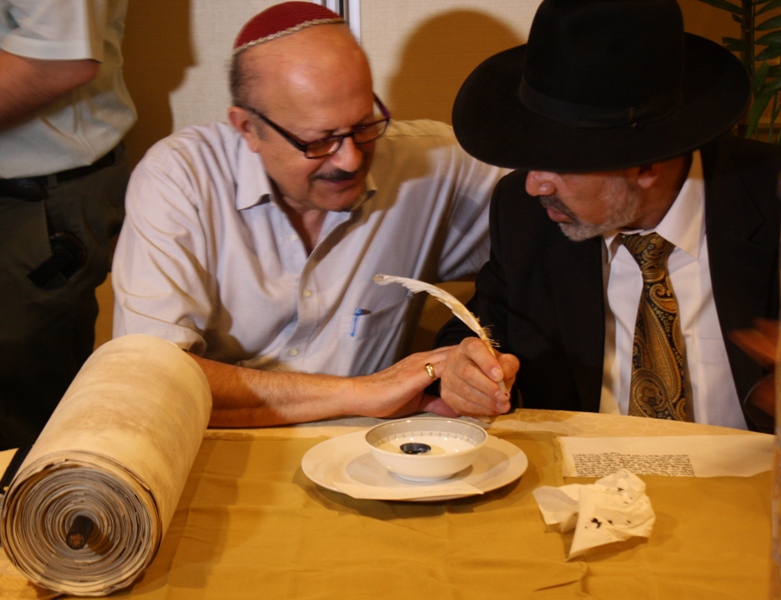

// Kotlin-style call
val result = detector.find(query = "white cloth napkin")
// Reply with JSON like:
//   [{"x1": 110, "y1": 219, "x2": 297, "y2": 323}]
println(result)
[{"x1": 532, "y1": 469, "x2": 655, "y2": 559}]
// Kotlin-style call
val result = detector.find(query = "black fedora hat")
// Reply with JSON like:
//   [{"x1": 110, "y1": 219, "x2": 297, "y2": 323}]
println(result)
[{"x1": 452, "y1": 0, "x2": 750, "y2": 172}]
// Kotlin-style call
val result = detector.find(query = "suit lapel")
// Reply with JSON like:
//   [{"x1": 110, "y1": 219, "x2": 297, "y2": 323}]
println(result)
[{"x1": 548, "y1": 236, "x2": 605, "y2": 412}]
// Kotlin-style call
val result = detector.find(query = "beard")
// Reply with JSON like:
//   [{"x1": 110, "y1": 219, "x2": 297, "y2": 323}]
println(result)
[{"x1": 538, "y1": 180, "x2": 642, "y2": 242}]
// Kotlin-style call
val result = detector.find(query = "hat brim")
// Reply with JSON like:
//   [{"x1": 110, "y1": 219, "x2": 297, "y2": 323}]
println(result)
[{"x1": 452, "y1": 34, "x2": 750, "y2": 172}]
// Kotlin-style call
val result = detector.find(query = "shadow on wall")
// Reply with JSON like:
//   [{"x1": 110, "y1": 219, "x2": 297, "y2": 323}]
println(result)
[
  {"x1": 387, "y1": 10, "x2": 523, "y2": 124},
  {"x1": 385, "y1": 10, "x2": 523, "y2": 353},
  {"x1": 122, "y1": 0, "x2": 195, "y2": 167}
]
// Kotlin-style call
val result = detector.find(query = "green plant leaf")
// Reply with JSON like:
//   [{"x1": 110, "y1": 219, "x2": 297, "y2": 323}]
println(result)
[
  {"x1": 723, "y1": 36, "x2": 749, "y2": 52},
  {"x1": 756, "y1": 14, "x2": 781, "y2": 30},
  {"x1": 758, "y1": 75, "x2": 781, "y2": 95},
  {"x1": 695, "y1": 0, "x2": 745, "y2": 13},
  {"x1": 747, "y1": 82, "x2": 781, "y2": 133},
  {"x1": 753, "y1": 62, "x2": 770, "y2": 96},
  {"x1": 698, "y1": 0, "x2": 781, "y2": 141},
  {"x1": 756, "y1": 30, "x2": 781, "y2": 46},
  {"x1": 757, "y1": 0, "x2": 781, "y2": 15},
  {"x1": 756, "y1": 45, "x2": 781, "y2": 61},
  {"x1": 747, "y1": 93, "x2": 774, "y2": 137},
  {"x1": 772, "y1": 101, "x2": 781, "y2": 122}
]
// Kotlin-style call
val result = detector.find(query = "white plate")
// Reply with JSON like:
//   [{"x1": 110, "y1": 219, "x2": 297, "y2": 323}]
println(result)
[{"x1": 302, "y1": 430, "x2": 528, "y2": 501}]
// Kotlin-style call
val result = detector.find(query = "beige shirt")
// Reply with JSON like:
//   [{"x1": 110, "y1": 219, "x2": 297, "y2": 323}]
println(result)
[{"x1": 113, "y1": 120, "x2": 507, "y2": 377}]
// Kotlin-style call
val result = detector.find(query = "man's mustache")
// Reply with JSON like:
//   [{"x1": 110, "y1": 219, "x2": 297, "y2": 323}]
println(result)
[
  {"x1": 312, "y1": 168, "x2": 362, "y2": 183},
  {"x1": 538, "y1": 195, "x2": 577, "y2": 221}
]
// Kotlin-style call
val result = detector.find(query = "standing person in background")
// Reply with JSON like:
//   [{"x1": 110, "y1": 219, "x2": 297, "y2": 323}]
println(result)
[{"x1": 0, "y1": 0, "x2": 136, "y2": 450}]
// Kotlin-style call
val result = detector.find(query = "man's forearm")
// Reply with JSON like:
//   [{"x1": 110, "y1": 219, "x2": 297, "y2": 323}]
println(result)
[
  {"x1": 188, "y1": 345, "x2": 455, "y2": 428},
  {"x1": 189, "y1": 353, "x2": 360, "y2": 427},
  {"x1": 0, "y1": 52, "x2": 98, "y2": 130}
]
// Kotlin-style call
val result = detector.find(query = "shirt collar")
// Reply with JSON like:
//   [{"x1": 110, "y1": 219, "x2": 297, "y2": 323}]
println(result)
[
  {"x1": 604, "y1": 150, "x2": 704, "y2": 262},
  {"x1": 235, "y1": 139, "x2": 275, "y2": 210},
  {"x1": 234, "y1": 138, "x2": 378, "y2": 211}
]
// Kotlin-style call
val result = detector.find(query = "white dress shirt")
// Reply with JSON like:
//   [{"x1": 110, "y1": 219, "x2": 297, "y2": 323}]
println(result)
[
  {"x1": 112, "y1": 120, "x2": 507, "y2": 377},
  {"x1": 599, "y1": 151, "x2": 747, "y2": 429}
]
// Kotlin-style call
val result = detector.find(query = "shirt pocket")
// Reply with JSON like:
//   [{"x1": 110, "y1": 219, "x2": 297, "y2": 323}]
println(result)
[{"x1": 340, "y1": 295, "x2": 413, "y2": 341}]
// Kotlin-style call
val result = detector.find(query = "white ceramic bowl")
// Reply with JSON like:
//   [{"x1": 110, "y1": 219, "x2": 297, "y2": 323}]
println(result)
[{"x1": 364, "y1": 418, "x2": 487, "y2": 482}]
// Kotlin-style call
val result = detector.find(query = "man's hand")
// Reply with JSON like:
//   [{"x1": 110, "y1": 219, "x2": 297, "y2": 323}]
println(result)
[
  {"x1": 200, "y1": 346, "x2": 460, "y2": 428},
  {"x1": 730, "y1": 318, "x2": 778, "y2": 368},
  {"x1": 354, "y1": 347, "x2": 459, "y2": 419},
  {"x1": 439, "y1": 337, "x2": 519, "y2": 417},
  {"x1": 730, "y1": 318, "x2": 778, "y2": 418}
]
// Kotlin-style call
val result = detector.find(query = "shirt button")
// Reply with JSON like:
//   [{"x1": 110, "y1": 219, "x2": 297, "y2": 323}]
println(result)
[
  {"x1": 288, "y1": 348, "x2": 299, "y2": 356},
  {"x1": 303, "y1": 289, "x2": 312, "y2": 298}
]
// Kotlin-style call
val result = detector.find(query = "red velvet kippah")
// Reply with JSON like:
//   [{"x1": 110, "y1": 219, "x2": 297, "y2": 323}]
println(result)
[{"x1": 233, "y1": 2, "x2": 344, "y2": 54}]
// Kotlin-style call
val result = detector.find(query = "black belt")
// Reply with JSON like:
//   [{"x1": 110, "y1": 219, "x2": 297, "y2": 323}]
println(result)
[{"x1": 0, "y1": 146, "x2": 120, "y2": 202}]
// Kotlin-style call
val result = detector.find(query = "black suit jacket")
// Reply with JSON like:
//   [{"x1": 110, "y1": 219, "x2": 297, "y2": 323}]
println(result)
[{"x1": 437, "y1": 134, "x2": 781, "y2": 432}]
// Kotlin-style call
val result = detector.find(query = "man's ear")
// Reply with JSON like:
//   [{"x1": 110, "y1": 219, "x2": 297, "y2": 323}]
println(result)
[
  {"x1": 228, "y1": 106, "x2": 262, "y2": 153},
  {"x1": 635, "y1": 162, "x2": 660, "y2": 190}
]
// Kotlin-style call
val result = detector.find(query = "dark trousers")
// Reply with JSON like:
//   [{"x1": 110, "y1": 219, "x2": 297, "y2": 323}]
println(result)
[{"x1": 0, "y1": 147, "x2": 129, "y2": 450}]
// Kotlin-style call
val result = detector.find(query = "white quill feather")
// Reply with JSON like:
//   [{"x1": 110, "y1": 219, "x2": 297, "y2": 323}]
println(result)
[{"x1": 373, "y1": 274, "x2": 506, "y2": 393}]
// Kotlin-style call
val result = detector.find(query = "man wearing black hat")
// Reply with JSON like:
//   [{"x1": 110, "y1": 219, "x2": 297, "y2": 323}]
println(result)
[{"x1": 436, "y1": 0, "x2": 781, "y2": 432}]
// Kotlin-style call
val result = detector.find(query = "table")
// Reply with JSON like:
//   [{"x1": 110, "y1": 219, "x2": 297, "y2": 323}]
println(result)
[{"x1": 0, "y1": 410, "x2": 773, "y2": 599}]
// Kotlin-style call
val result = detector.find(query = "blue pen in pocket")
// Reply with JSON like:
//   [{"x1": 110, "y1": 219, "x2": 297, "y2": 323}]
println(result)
[{"x1": 350, "y1": 308, "x2": 368, "y2": 337}]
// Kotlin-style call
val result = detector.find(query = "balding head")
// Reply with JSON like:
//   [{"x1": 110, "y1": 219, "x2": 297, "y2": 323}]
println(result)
[
  {"x1": 230, "y1": 23, "x2": 372, "y2": 115},
  {"x1": 227, "y1": 21, "x2": 382, "y2": 226}
]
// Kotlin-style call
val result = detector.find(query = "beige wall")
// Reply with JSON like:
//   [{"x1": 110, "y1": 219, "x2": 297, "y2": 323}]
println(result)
[
  {"x1": 121, "y1": 0, "x2": 737, "y2": 166},
  {"x1": 96, "y1": 0, "x2": 739, "y2": 348}
]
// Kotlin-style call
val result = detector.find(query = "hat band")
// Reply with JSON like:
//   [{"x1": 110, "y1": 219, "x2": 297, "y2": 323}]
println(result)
[{"x1": 518, "y1": 78, "x2": 679, "y2": 128}]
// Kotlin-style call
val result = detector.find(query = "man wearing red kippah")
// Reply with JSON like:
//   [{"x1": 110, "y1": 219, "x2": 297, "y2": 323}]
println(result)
[{"x1": 111, "y1": 2, "x2": 506, "y2": 427}]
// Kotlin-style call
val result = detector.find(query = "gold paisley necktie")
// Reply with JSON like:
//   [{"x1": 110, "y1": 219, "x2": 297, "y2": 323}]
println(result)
[{"x1": 619, "y1": 233, "x2": 687, "y2": 420}]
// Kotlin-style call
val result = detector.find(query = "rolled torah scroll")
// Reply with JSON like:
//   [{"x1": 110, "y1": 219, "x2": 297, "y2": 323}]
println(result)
[{"x1": 0, "y1": 334, "x2": 212, "y2": 596}]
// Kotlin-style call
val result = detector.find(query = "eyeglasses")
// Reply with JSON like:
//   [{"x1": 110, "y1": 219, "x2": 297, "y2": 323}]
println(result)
[{"x1": 240, "y1": 95, "x2": 391, "y2": 159}]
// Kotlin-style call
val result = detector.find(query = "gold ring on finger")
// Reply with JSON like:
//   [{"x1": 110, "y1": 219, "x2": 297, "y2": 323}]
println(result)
[{"x1": 424, "y1": 363, "x2": 437, "y2": 380}]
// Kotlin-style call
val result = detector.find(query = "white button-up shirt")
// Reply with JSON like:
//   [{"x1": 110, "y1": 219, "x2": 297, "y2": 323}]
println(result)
[
  {"x1": 600, "y1": 151, "x2": 747, "y2": 428},
  {"x1": 113, "y1": 120, "x2": 507, "y2": 377}
]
